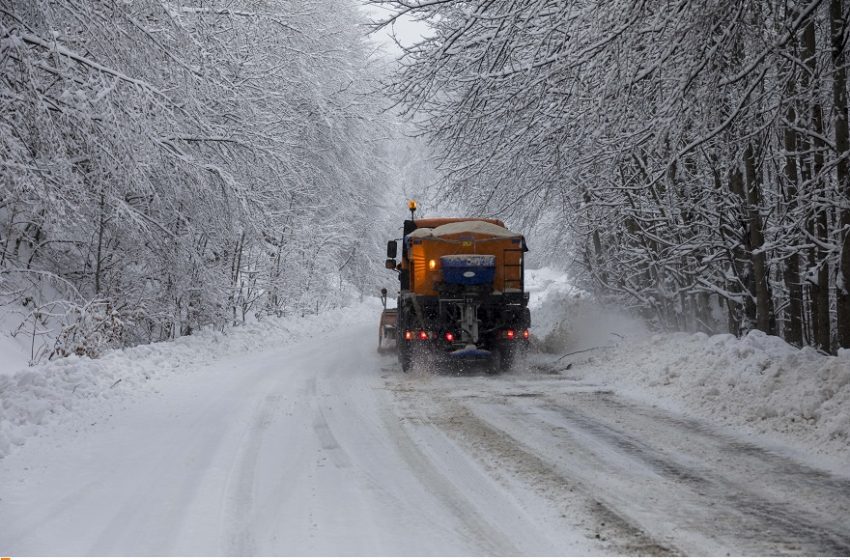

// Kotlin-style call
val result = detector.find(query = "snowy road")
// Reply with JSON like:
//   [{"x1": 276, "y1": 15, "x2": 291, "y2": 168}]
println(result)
[{"x1": 2, "y1": 319, "x2": 850, "y2": 555}]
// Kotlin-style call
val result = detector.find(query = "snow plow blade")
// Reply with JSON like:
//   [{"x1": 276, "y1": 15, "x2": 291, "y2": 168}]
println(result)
[{"x1": 449, "y1": 347, "x2": 492, "y2": 360}]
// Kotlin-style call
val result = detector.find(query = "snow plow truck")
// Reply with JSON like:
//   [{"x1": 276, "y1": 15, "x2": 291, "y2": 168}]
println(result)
[{"x1": 382, "y1": 201, "x2": 530, "y2": 373}]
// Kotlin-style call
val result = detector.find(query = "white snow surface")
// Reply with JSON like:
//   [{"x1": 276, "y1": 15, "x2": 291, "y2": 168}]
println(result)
[
  {"x1": 0, "y1": 297, "x2": 602, "y2": 555},
  {"x1": 0, "y1": 306, "x2": 51, "y2": 376},
  {"x1": 408, "y1": 220, "x2": 521, "y2": 238},
  {"x1": 577, "y1": 330, "x2": 850, "y2": 466},
  {"x1": 530, "y1": 268, "x2": 850, "y2": 468},
  {"x1": 1, "y1": 269, "x2": 849, "y2": 555},
  {"x1": 3, "y1": 268, "x2": 848, "y2": 469},
  {"x1": 0, "y1": 328, "x2": 30, "y2": 377},
  {"x1": 0, "y1": 303, "x2": 375, "y2": 459}
]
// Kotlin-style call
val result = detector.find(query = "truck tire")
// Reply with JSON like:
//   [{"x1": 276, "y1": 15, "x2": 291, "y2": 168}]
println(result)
[
  {"x1": 486, "y1": 347, "x2": 501, "y2": 375},
  {"x1": 500, "y1": 345, "x2": 515, "y2": 371},
  {"x1": 400, "y1": 344, "x2": 412, "y2": 372}
]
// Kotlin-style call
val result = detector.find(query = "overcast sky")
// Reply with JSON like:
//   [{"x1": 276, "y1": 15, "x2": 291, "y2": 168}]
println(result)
[{"x1": 359, "y1": 3, "x2": 432, "y2": 59}]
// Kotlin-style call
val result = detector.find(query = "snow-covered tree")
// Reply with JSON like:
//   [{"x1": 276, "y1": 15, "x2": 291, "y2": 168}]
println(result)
[
  {"x1": 373, "y1": 0, "x2": 850, "y2": 352},
  {"x1": 1, "y1": 0, "x2": 399, "y2": 358}
]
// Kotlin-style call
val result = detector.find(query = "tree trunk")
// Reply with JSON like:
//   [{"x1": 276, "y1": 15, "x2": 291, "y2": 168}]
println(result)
[
  {"x1": 782, "y1": 52, "x2": 804, "y2": 345},
  {"x1": 744, "y1": 143, "x2": 773, "y2": 334},
  {"x1": 232, "y1": 232, "x2": 245, "y2": 325},
  {"x1": 727, "y1": 166, "x2": 749, "y2": 334},
  {"x1": 95, "y1": 190, "x2": 106, "y2": 296},
  {"x1": 584, "y1": 189, "x2": 608, "y2": 286},
  {"x1": 831, "y1": 0, "x2": 850, "y2": 349},
  {"x1": 801, "y1": 14, "x2": 832, "y2": 351}
]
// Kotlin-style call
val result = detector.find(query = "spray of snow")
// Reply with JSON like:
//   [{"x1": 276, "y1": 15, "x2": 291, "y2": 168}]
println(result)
[{"x1": 526, "y1": 267, "x2": 648, "y2": 353}]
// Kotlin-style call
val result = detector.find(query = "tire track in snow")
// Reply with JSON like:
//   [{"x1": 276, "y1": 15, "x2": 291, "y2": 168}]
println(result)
[
  {"x1": 308, "y1": 378, "x2": 352, "y2": 470},
  {"x1": 385, "y1": 379, "x2": 675, "y2": 556},
  {"x1": 0, "y1": 479, "x2": 101, "y2": 549},
  {"x1": 375, "y1": 396, "x2": 525, "y2": 556},
  {"x1": 548, "y1": 396, "x2": 850, "y2": 554},
  {"x1": 454, "y1": 387, "x2": 850, "y2": 556},
  {"x1": 438, "y1": 399, "x2": 676, "y2": 555},
  {"x1": 89, "y1": 396, "x2": 238, "y2": 554},
  {"x1": 605, "y1": 396, "x2": 850, "y2": 498},
  {"x1": 222, "y1": 392, "x2": 283, "y2": 555}
]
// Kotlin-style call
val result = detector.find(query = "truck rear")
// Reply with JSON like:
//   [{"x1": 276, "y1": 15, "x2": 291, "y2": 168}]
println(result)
[{"x1": 384, "y1": 207, "x2": 530, "y2": 373}]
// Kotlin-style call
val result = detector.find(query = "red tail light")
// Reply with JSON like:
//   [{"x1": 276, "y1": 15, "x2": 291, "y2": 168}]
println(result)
[
  {"x1": 444, "y1": 332, "x2": 455, "y2": 342},
  {"x1": 522, "y1": 329, "x2": 530, "y2": 340},
  {"x1": 404, "y1": 330, "x2": 413, "y2": 341},
  {"x1": 506, "y1": 329, "x2": 516, "y2": 340},
  {"x1": 418, "y1": 330, "x2": 429, "y2": 340}
]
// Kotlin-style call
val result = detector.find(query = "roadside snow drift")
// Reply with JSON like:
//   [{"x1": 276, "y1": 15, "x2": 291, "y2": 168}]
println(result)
[
  {"x1": 529, "y1": 269, "x2": 850, "y2": 467},
  {"x1": 581, "y1": 331, "x2": 850, "y2": 465},
  {"x1": 0, "y1": 301, "x2": 380, "y2": 458},
  {"x1": 3, "y1": 267, "x2": 849, "y2": 471},
  {"x1": 525, "y1": 267, "x2": 648, "y2": 353}
]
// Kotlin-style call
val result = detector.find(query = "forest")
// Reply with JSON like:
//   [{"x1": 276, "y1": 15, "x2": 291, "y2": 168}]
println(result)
[
  {"x1": 3, "y1": 0, "x2": 850, "y2": 360},
  {"x1": 374, "y1": 0, "x2": 850, "y2": 353},
  {"x1": 1, "y1": 0, "x2": 404, "y2": 361}
]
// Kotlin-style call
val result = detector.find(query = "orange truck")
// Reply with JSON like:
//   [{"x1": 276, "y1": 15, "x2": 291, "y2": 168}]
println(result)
[{"x1": 383, "y1": 203, "x2": 530, "y2": 373}]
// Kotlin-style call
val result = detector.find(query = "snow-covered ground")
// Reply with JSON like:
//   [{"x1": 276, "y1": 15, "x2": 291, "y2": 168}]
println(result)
[
  {"x1": 526, "y1": 267, "x2": 850, "y2": 468},
  {"x1": 0, "y1": 306, "x2": 46, "y2": 376},
  {"x1": 0, "y1": 301, "x2": 602, "y2": 555},
  {"x1": 0, "y1": 304, "x2": 375, "y2": 459},
  {"x1": 1, "y1": 269, "x2": 849, "y2": 555},
  {"x1": 574, "y1": 330, "x2": 850, "y2": 468}
]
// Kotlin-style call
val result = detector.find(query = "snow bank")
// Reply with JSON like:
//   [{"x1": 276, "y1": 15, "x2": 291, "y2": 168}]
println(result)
[
  {"x1": 0, "y1": 329, "x2": 31, "y2": 376},
  {"x1": 568, "y1": 329, "x2": 850, "y2": 465},
  {"x1": 0, "y1": 300, "x2": 380, "y2": 459},
  {"x1": 527, "y1": 267, "x2": 850, "y2": 465},
  {"x1": 0, "y1": 307, "x2": 51, "y2": 376}
]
